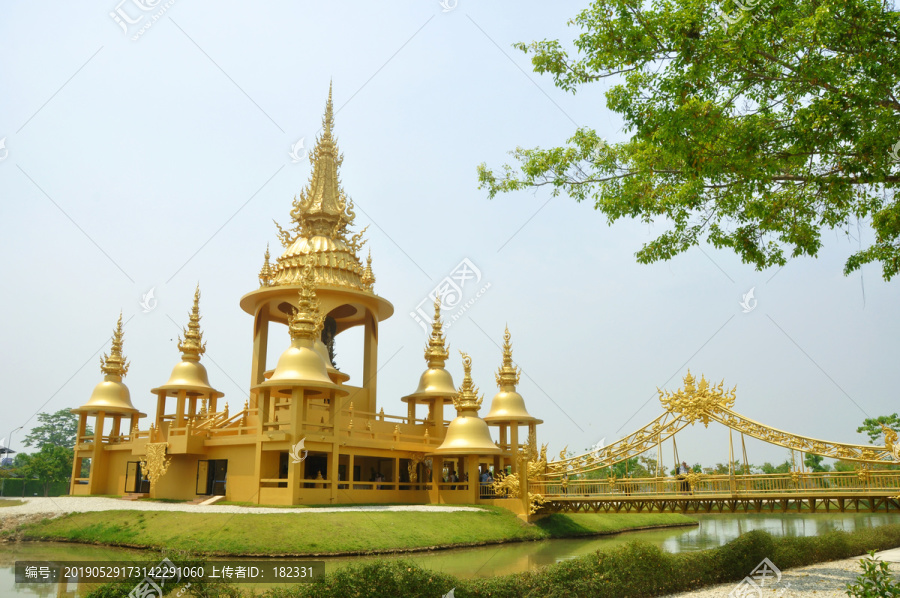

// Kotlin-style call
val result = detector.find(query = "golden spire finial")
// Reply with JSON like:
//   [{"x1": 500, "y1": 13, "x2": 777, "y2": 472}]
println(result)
[
  {"x1": 324, "y1": 79, "x2": 334, "y2": 139},
  {"x1": 177, "y1": 285, "x2": 206, "y2": 360},
  {"x1": 286, "y1": 84, "x2": 355, "y2": 239},
  {"x1": 454, "y1": 351, "x2": 483, "y2": 412},
  {"x1": 361, "y1": 249, "x2": 375, "y2": 291},
  {"x1": 259, "y1": 244, "x2": 274, "y2": 287},
  {"x1": 100, "y1": 312, "x2": 130, "y2": 378},
  {"x1": 495, "y1": 325, "x2": 521, "y2": 389},
  {"x1": 424, "y1": 296, "x2": 450, "y2": 368},
  {"x1": 288, "y1": 259, "x2": 323, "y2": 340}
]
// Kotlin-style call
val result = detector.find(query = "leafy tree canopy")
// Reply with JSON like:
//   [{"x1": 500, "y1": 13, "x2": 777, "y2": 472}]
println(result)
[
  {"x1": 804, "y1": 452, "x2": 832, "y2": 472},
  {"x1": 23, "y1": 409, "x2": 87, "y2": 449},
  {"x1": 17, "y1": 444, "x2": 73, "y2": 495},
  {"x1": 478, "y1": 0, "x2": 900, "y2": 279},
  {"x1": 857, "y1": 413, "x2": 900, "y2": 443}
]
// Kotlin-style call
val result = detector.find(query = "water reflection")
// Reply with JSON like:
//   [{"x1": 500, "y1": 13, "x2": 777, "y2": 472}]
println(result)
[{"x1": 4, "y1": 512, "x2": 899, "y2": 595}]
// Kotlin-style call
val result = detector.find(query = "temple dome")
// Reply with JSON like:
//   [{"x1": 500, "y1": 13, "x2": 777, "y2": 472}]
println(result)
[
  {"x1": 433, "y1": 353, "x2": 501, "y2": 456},
  {"x1": 73, "y1": 313, "x2": 143, "y2": 416}
]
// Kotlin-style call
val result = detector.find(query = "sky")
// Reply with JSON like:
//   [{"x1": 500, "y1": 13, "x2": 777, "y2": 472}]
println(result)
[{"x1": 1, "y1": 0, "x2": 897, "y2": 470}]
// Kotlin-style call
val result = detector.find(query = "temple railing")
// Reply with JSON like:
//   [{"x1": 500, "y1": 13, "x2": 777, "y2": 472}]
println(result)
[{"x1": 531, "y1": 471, "x2": 900, "y2": 499}]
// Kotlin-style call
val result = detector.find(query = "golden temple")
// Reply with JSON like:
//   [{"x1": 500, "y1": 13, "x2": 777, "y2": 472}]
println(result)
[
  {"x1": 68, "y1": 85, "x2": 542, "y2": 516},
  {"x1": 71, "y1": 86, "x2": 900, "y2": 519}
]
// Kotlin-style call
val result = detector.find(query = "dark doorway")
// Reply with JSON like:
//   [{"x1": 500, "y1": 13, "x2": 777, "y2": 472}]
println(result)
[
  {"x1": 196, "y1": 460, "x2": 228, "y2": 496},
  {"x1": 304, "y1": 455, "x2": 327, "y2": 487},
  {"x1": 124, "y1": 461, "x2": 150, "y2": 494}
]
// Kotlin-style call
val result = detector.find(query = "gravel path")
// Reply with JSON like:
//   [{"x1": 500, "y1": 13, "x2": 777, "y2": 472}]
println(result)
[
  {"x1": 0, "y1": 497, "x2": 481, "y2": 516},
  {"x1": 662, "y1": 548, "x2": 900, "y2": 598}
]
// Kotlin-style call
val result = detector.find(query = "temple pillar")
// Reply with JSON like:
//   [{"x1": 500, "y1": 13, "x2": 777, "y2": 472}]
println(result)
[
  {"x1": 87, "y1": 411, "x2": 106, "y2": 495},
  {"x1": 465, "y1": 456, "x2": 480, "y2": 503},
  {"x1": 175, "y1": 390, "x2": 186, "y2": 427},
  {"x1": 289, "y1": 388, "x2": 303, "y2": 504},
  {"x1": 330, "y1": 392, "x2": 339, "y2": 502},
  {"x1": 362, "y1": 310, "x2": 378, "y2": 410},
  {"x1": 510, "y1": 425, "x2": 519, "y2": 476},
  {"x1": 251, "y1": 305, "x2": 270, "y2": 386}
]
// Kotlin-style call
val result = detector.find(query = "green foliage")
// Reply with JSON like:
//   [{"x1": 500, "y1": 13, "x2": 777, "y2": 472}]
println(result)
[
  {"x1": 23, "y1": 409, "x2": 88, "y2": 448},
  {"x1": 255, "y1": 524, "x2": 900, "y2": 597},
  {"x1": 84, "y1": 552, "x2": 242, "y2": 598},
  {"x1": 846, "y1": 550, "x2": 900, "y2": 598},
  {"x1": 478, "y1": 0, "x2": 900, "y2": 280},
  {"x1": 761, "y1": 460, "x2": 792, "y2": 474},
  {"x1": 804, "y1": 453, "x2": 832, "y2": 472},
  {"x1": 17, "y1": 444, "x2": 73, "y2": 496},
  {"x1": 858, "y1": 414, "x2": 900, "y2": 444}
]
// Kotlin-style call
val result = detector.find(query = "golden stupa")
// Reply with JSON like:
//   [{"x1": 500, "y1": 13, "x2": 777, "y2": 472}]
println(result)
[{"x1": 67, "y1": 84, "x2": 545, "y2": 517}]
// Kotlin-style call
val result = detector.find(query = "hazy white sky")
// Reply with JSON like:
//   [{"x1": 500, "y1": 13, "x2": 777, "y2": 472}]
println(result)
[{"x1": 1, "y1": 1, "x2": 896, "y2": 469}]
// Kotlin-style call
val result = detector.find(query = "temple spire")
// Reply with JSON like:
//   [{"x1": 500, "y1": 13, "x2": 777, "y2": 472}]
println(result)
[
  {"x1": 100, "y1": 312, "x2": 130, "y2": 378},
  {"x1": 361, "y1": 249, "x2": 375, "y2": 291},
  {"x1": 323, "y1": 80, "x2": 334, "y2": 139},
  {"x1": 495, "y1": 326, "x2": 521, "y2": 389},
  {"x1": 177, "y1": 285, "x2": 206, "y2": 360},
  {"x1": 259, "y1": 244, "x2": 274, "y2": 287},
  {"x1": 454, "y1": 351, "x2": 483, "y2": 412},
  {"x1": 288, "y1": 260, "x2": 323, "y2": 341},
  {"x1": 424, "y1": 296, "x2": 450, "y2": 368},
  {"x1": 287, "y1": 84, "x2": 354, "y2": 238}
]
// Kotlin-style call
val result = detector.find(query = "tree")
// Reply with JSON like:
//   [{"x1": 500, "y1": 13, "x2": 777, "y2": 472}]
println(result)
[
  {"x1": 760, "y1": 460, "x2": 792, "y2": 474},
  {"x1": 22, "y1": 409, "x2": 87, "y2": 449},
  {"x1": 478, "y1": 0, "x2": 900, "y2": 280},
  {"x1": 856, "y1": 413, "x2": 900, "y2": 444},
  {"x1": 804, "y1": 453, "x2": 832, "y2": 472},
  {"x1": 18, "y1": 445, "x2": 73, "y2": 496}
]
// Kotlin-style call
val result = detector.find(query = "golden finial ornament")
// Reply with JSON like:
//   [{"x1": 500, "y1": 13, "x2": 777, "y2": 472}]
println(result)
[
  {"x1": 361, "y1": 249, "x2": 375, "y2": 291},
  {"x1": 287, "y1": 81, "x2": 356, "y2": 239},
  {"x1": 495, "y1": 326, "x2": 521, "y2": 389},
  {"x1": 658, "y1": 370, "x2": 736, "y2": 427},
  {"x1": 177, "y1": 285, "x2": 207, "y2": 360},
  {"x1": 454, "y1": 351, "x2": 483, "y2": 412},
  {"x1": 484, "y1": 326, "x2": 540, "y2": 424},
  {"x1": 100, "y1": 312, "x2": 130, "y2": 378},
  {"x1": 259, "y1": 244, "x2": 274, "y2": 287},
  {"x1": 424, "y1": 296, "x2": 450, "y2": 368},
  {"x1": 288, "y1": 260, "x2": 324, "y2": 341}
]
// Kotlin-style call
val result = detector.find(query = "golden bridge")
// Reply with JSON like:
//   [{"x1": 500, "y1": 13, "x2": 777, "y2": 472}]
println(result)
[{"x1": 495, "y1": 372, "x2": 900, "y2": 518}]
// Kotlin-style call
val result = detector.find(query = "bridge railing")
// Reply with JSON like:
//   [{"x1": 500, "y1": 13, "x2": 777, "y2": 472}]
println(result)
[{"x1": 532, "y1": 470, "x2": 900, "y2": 499}]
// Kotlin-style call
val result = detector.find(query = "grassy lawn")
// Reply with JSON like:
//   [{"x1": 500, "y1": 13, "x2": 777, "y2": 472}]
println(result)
[
  {"x1": 20, "y1": 507, "x2": 695, "y2": 556},
  {"x1": 0, "y1": 499, "x2": 25, "y2": 507}
]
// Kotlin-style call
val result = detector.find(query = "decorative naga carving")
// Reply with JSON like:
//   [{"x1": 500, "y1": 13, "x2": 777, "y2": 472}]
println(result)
[{"x1": 139, "y1": 443, "x2": 171, "y2": 486}]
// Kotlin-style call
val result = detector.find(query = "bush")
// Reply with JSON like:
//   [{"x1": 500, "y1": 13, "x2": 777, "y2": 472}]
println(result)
[
  {"x1": 262, "y1": 524, "x2": 900, "y2": 598},
  {"x1": 86, "y1": 524, "x2": 900, "y2": 598},
  {"x1": 846, "y1": 550, "x2": 900, "y2": 598}
]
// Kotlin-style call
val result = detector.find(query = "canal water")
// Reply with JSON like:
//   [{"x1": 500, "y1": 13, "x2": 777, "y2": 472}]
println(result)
[{"x1": 3, "y1": 512, "x2": 898, "y2": 595}]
